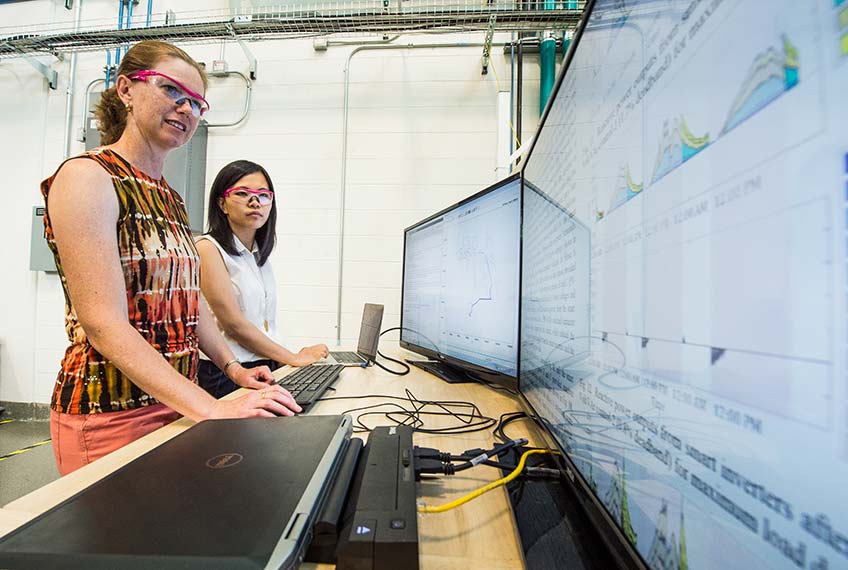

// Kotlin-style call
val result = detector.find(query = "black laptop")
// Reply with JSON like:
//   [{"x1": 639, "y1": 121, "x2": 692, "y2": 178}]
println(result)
[
  {"x1": 316, "y1": 303, "x2": 384, "y2": 367},
  {"x1": 0, "y1": 415, "x2": 352, "y2": 569}
]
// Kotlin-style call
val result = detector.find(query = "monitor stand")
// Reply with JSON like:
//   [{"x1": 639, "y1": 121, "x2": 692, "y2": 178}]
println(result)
[{"x1": 406, "y1": 359, "x2": 475, "y2": 384}]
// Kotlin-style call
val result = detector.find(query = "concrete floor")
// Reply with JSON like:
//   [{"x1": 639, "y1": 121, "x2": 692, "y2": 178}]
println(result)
[{"x1": 0, "y1": 417, "x2": 60, "y2": 507}]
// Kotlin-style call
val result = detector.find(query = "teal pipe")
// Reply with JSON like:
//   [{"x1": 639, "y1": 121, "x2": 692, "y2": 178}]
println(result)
[{"x1": 539, "y1": 36, "x2": 556, "y2": 115}]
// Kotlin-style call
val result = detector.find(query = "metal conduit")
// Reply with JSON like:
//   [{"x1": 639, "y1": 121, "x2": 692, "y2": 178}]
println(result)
[
  {"x1": 63, "y1": 0, "x2": 84, "y2": 159},
  {"x1": 335, "y1": 40, "x2": 502, "y2": 344},
  {"x1": 516, "y1": 39, "x2": 523, "y2": 154},
  {"x1": 82, "y1": 77, "x2": 104, "y2": 120},
  {"x1": 203, "y1": 70, "x2": 252, "y2": 128},
  {"x1": 325, "y1": 35, "x2": 400, "y2": 48},
  {"x1": 509, "y1": 35, "x2": 515, "y2": 163}
]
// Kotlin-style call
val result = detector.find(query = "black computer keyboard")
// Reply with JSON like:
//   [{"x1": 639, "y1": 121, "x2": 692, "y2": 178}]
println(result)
[
  {"x1": 330, "y1": 351, "x2": 365, "y2": 364},
  {"x1": 276, "y1": 364, "x2": 344, "y2": 407}
]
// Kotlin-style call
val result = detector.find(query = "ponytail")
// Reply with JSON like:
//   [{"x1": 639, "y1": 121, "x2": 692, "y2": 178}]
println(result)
[{"x1": 93, "y1": 87, "x2": 127, "y2": 146}]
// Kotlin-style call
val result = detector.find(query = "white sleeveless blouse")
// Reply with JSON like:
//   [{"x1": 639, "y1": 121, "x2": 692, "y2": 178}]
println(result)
[{"x1": 196, "y1": 234, "x2": 278, "y2": 363}]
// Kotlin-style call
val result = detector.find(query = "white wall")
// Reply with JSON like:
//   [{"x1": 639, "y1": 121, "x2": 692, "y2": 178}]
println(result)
[{"x1": 0, "y1": 0, "x2": 542, "y2": 404}]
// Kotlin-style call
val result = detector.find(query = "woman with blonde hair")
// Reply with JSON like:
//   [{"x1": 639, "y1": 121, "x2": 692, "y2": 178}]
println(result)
[{"x1": 42, "y1": 40, "x2": 299, "y2": 475}]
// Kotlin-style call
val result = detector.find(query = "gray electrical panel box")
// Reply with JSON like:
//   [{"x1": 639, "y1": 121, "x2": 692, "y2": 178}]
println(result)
[
  {"x1": 30, "y1": 206, "x2": 56, "y2": 272},
  {"x1": 162, "y1": 122, "x2": 208, "y2": 233},
  {"x1": 84, "y1": 94, "x2": 208, "y2": 234}
]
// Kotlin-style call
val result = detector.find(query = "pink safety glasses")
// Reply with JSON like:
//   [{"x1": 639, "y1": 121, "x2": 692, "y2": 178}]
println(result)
[
  {"x1": 127, "y1": 70, "x2": 210, "y2": 117},
  {"x1": 223, "y1": 186, "x2": 275, "y2": 206}
]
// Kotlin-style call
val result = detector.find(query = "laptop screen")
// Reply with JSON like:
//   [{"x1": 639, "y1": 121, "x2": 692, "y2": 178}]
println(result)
[{"x1": 356, "y1": 303, "x2": 384, "y2": 362}]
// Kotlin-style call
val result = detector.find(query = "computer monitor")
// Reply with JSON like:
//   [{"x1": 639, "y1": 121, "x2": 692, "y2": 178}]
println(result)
[
  {"x1": 520, "y1": 0, "x2": 846, "y2": 569},
  {"x1": 400, "y1": 173, "x2": 522, "y2": 385}
]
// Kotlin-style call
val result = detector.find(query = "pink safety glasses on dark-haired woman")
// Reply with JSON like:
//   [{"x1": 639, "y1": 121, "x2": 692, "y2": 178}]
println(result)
[{"x1": 223, "y1": 186, "x2": 275, "y2": 206}]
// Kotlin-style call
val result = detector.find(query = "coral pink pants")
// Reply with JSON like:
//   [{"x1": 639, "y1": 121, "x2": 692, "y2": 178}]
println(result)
[{"x1": 50, "y1": 404, "x2": 181, "y2": 476}]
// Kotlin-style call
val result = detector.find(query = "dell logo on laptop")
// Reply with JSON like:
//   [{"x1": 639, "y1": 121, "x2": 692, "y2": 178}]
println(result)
[{"x1": 206, "y1": 453, "x2": 244, "y2": 469}]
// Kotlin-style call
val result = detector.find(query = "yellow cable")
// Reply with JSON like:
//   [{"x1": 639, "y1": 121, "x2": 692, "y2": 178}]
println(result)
[
  {"x1": 487, "y1": 57, "x2": 522, "y2": 149},
  {"x1": 489, "y1": 51, "x2": 503, "y2": 91},
  {"x1": 418, "y1": 449, "x2": 556, "y2": 513}
]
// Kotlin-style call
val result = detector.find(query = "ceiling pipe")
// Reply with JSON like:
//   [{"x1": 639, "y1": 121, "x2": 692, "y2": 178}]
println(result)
[{"x1": 315, "y1": 35, "x2": 401, "y2": 51}]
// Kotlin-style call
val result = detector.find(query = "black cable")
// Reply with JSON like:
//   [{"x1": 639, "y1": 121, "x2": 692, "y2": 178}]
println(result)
[
  {"x1": 316, "y1": 390, "x2": 496, "y2": 435},
  {"x1": 449, "y1": 438, "x2": 526, "y2": 462},
  {"x1": 398, "y1": 387, "x2": 496, "y2": 434},
  {"x1": 374, "y1": 351, "x2": 410, "y2": 375},
  {"x1": 510, "y1": 474, "x2": 528, "y2": 505},
  {"x1": 414, "y1": 437, "x2": 560, "y2": 480},
  {"x1": 383, "y1": 326, "x2": 518, "y2": 394},
  {"x1": 331, "y1": 401, "x2": 421, "y2": 433},
  {"x1": 491, "y1": 411, "x2": 573, "y2": 481},
  {"x1": 386, "y1": 325, "x2": 440, "y2": 354},
  {"x1": 494, "y1": 411, "x2": 557, "y2": 450},
  {"x1": 449, "y1": 439, "x2": 525, "y2": 472},
  {"x1": 370, "y1": 326, "x2": 410, "y2": 375},
  {"x1": 494, "y1": 411, "x2": 531, "y2": 443}
]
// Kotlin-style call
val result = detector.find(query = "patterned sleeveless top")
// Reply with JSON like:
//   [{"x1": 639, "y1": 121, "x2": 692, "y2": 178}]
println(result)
[{"x1": 41, "y1": 148, "x2": 200, "y2": 414}]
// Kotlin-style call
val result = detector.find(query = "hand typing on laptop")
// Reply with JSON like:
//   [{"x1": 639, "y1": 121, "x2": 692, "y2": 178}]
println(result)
[{"x1": 292, "y1": 344, "x2": 330, "y2": 367}]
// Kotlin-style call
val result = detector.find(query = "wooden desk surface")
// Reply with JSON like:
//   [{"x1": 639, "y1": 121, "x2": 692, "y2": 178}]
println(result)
[{"x1": 0, "y1": 346, "x2": 546, "y2": 569}]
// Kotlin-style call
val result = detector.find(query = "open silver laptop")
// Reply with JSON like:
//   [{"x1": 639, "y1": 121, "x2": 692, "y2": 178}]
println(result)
[
  {"x1": 0, "y1": 415, "x2": 353, "y2": 569},
  {"x1": 316, "y1": 303, "x2": 384, "y2": 367}
]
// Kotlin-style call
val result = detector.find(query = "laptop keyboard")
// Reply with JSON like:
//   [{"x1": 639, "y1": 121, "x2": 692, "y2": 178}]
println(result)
[
  {"x1": 276, "y1": 364, "x2": 344, "y2": 406},
  {"x1": 330, "y1": 351, "x2": 365, "y2": 364}
]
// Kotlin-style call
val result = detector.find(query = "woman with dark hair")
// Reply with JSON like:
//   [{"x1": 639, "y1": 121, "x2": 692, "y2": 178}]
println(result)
[
  {"x1": 42, "y1": 41, "x2": 300, "y2": 476},
  {"x1": 196, "y1": 160, "x2": 329, "y2": 398}
]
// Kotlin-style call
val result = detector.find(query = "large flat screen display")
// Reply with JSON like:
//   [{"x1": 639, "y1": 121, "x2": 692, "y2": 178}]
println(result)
[
  {"x1": 401, "y1": 175, "x2": 521, "y2": 378},
  {"x1": 520, "y1": 0, "x2": 848, "y2": 568}
]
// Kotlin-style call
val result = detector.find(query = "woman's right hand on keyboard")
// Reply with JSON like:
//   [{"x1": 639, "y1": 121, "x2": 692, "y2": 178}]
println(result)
[{"x1": 208, "y1": 384, "x2": 302, "y2": 418}]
